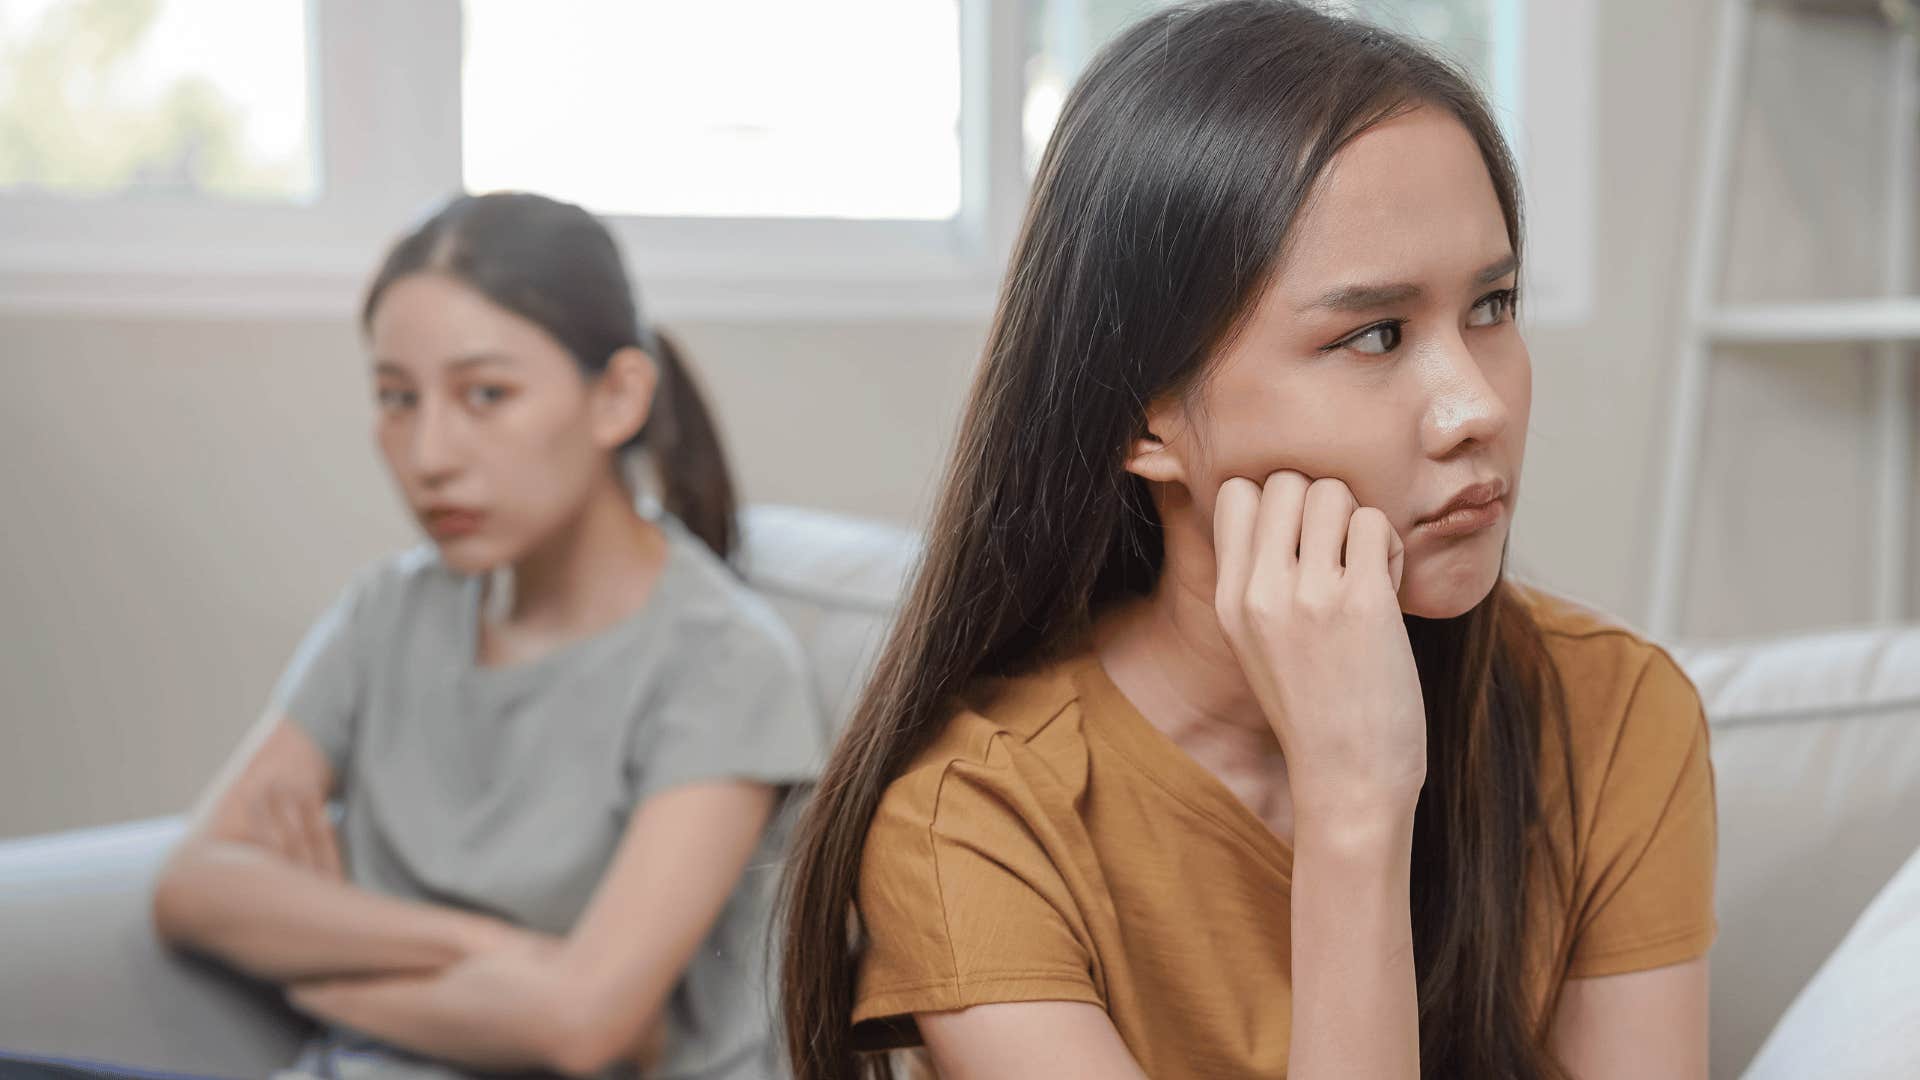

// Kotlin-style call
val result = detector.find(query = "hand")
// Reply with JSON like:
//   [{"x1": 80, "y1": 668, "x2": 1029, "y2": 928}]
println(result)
[
  {"x1": 1212, "y1": 472, "x2": 1426, "y2": 829},
  {"x1": 246, "y1": 782, "x2": 343, "y2": 879}
]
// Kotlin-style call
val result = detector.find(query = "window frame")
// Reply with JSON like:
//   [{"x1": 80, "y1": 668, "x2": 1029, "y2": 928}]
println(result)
[{"x1": 0, "y1": 0, "x2": 1590, "y2": 326}]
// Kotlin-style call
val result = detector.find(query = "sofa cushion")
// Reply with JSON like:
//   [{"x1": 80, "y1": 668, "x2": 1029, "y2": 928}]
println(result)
[
  {"x1": 0, "y1": 817, "x2": 310, "y2": 1076},
  {"x1": 737, "y1": 504, "x2": 918, "y2": 741},
  {"x1": 1671, "y1": 627, "x2": 1920, "y2": 1077},
  {"x1": 1740, "y1": 838, "x2": 1920, "y2": 1078}
]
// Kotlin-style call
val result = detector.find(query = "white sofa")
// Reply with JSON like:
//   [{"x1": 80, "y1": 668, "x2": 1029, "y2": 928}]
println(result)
[{"x1": 0, "y1": 505, "x2": 1915, "y2": 1079}]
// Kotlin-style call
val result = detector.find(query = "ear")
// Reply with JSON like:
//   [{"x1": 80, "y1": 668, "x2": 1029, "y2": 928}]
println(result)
[
  {"x1": 1122, "y1": 395, "x2": 1190, "y2": 486},
  {"x1": 590, "y1": 346, "x2": 659, "y2": 450}
]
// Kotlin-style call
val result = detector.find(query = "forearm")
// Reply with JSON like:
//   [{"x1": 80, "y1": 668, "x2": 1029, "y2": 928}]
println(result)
[
  {"x1": 289, "y1": 972, "x2": 565, "y2": 1072},
  {"x1": 1286, "y1": 809, "x2": 1421, "y2": 1079},
  {"x1": 153, "y1": 841, "x2": 497, "y2": 982}
]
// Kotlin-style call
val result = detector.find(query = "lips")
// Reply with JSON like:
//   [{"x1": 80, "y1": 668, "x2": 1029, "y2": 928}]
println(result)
[
  {"x1": 1414, "y1": 479, "x2": 1508, "y2": 538},
  {"x1": 421, "y1": 507, "x2": 485, "y2": 540}
]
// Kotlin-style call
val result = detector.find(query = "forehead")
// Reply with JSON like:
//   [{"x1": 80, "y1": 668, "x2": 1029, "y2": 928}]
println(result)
[
  {"x1": 1273, "y1": 105, "x2": 1512, "y2": 297},
  {"x1": 368, "y1": 273, "x2": 555, "y2": 369}
]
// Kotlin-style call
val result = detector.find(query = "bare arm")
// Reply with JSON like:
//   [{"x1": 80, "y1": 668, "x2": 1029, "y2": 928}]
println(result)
[
  {"x1": 1550, "y1": 959, "x2": 1710, "y2": 1079},
  {"x1": 919, "y1": 1002, "x2": 1147, "y2": 1080},
  {"x1": 287, "y1": 778, "x2": 778, "y2": 1076},
  {"x1": 1285, "y1": 809, "x2": 1421, "y2": 1076},
  {"x1": 151, "y1": 714, "x2": 517, "y2": 982},
  {"x1": 1212, "y1": 473, "x2": 1424, "y2": 1078}
]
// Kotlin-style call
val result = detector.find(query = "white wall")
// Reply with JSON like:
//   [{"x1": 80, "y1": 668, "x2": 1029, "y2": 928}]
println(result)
[{"x1": 2, "y1": 0, "x2": 1916, "y2": 839}]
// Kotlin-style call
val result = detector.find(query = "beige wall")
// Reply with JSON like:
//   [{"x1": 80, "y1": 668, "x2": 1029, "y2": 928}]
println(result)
[{"x1": 3, "y1": 0, "x2": 1917, "y2": 839}]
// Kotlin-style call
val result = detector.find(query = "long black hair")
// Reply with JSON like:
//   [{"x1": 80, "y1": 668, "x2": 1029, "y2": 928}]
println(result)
[
  {"x1": 362, "y1": 191, "x2": 738, "y2": 558},
  {"x1": 782, "y1": 3, "x2": 1576, "y2": 1077}
]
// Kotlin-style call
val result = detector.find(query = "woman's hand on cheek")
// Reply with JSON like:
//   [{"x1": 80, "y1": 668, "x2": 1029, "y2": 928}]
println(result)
[{"x1": 1212, "y1": 471, "x2": 1426, "y2": 835}]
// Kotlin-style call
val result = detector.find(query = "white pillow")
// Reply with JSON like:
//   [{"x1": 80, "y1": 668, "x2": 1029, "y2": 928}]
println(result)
[{"x1": 1742, "y1": 840, "x2": 1920, "y2": 1079}]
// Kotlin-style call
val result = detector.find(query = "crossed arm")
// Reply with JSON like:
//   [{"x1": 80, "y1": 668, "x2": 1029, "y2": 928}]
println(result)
[{"x1": 152, "y1": 714, "x2": 776, "y2": 1076}]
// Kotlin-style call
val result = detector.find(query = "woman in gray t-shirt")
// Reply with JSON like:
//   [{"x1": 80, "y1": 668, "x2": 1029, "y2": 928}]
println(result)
[{"x1": 152, "y1": 193, "x2": 825, "y2": 1080}]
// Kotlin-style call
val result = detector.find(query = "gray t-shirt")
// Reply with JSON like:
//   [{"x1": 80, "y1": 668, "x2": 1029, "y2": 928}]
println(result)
[{"x1": 271, "y1": 516, "x2": 825, "y2": 1080}]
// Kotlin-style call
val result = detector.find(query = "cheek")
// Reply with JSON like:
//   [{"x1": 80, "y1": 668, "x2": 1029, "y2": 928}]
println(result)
[
  {"x1": 1189, "y1": 374, "x2": 1418, "y2": 509},
  {"x1": 490, "y1": 401, "x2": 605, "y2": 512},
  {"x1": 1484, "y1": 332, "x2": 1532, "y2": 423},
  {"x1": 374, "y1": 419, "x2": 409, "y2": 475}
]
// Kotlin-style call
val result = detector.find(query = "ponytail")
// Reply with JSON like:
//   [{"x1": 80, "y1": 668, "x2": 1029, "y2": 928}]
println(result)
[{"x1": 638, "y1": 328, "x2": 738, "y2": 560}]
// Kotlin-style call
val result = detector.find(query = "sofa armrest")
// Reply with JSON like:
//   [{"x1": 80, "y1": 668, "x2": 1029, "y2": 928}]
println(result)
[{"x1": 0, "y1": 816, "x2": 310, "y2": 1077}]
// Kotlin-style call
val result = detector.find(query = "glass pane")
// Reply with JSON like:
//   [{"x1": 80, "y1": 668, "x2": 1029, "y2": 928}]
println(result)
[
  {"x1": 1025, "y1": 0, "x2": 1502, "y2": 173},
  {"x1": 0, "y1": 0, "x2": 315, "y2": 202},
  {"x1": 462, "y1": 1, "x2": 963, "y2": 221}
]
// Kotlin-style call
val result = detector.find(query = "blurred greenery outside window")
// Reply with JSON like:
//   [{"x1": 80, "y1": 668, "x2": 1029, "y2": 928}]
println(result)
[{"x1": 0, "y1": 0, "x2": 316, "y2": 203}]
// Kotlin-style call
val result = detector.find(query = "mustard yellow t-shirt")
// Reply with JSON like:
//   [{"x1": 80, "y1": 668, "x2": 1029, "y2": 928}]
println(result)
[{"x1": 850, "y1": 586, "x2": 1717, "y2": 1075}]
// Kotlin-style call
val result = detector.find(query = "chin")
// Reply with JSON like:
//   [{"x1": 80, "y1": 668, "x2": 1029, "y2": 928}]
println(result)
[
  {"x1": 1396, "y1": 545, "x2": 1506, "y2": 620},
  {"x1": 431, "y1": 534, "x2": 513, "y2": 576}
]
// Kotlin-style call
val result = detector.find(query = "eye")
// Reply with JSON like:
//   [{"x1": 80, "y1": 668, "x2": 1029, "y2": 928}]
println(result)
[
  {"x1": 1467, "y1": 287, "x2": 1518, "y2": 328},
  {"x1": 1334, "y1": 320, "x2": 1403, "y2": 356},
  {"x1": 375, "y1": 387, "x2": 416, "y2": 412},
  {"x1": 464, "y1": 384, "x2": 512, "y2": 409}
]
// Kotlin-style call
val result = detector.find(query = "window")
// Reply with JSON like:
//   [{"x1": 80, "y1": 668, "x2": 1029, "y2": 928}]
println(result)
[
  {"x1": 1025, "y1": 0, "x2": 1509, "y2": 173},
  {"x1": 1020, "y1": 0, "x2": 1589, "y2": 324},
  {"x1": 462, "y1": 0, "x2": 963, "y2": 221},
  {"x1": 0, "y1": 0, "x2": 1589, "y2": 325},
  {"x1": 0, "y1": 0, "x2": 317, "y2": 202}
]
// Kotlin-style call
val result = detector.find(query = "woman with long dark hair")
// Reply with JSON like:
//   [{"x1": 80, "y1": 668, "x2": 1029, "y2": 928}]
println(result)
[
  {"x1": 782, "y1": 3, "x2": 1714, "y2": 1077},
  {"x1": 152, "y1": 192, "x2": 823, "y2": 1079}
]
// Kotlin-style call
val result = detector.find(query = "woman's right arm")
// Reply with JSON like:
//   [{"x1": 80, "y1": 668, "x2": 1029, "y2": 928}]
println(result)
[
  {"x1": 151, "y1": 712, "x2": 525, "y2": 983},
  {"x1": 1212, "y1": 472, "x2": 1425, "y2": 1079}
]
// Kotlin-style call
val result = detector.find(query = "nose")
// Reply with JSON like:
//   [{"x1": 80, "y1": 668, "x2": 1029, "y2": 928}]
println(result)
[
  {"x1": 1419, "y1": 332, "x2": 1510, "y2": 459},
  {"x1": 408, "y1": 395, "x2": 465, "y2": 487}
]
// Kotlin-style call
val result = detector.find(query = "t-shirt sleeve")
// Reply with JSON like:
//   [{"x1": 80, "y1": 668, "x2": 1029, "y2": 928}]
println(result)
[
  {"x1": 625, "y1": 613, "x2": 826, "y2": 807},
  {"x1": 852, "y1": 741, "x2": 1101, "y2": 1045},
  {"x1": 269, "y1": 578, "x2": 370, "y2": 776},
  {"x1": 1566, "y1": 646, "x2": 1719, "y2": 978}
]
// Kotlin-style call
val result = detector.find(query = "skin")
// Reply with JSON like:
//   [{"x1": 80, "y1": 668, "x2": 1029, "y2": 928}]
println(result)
[
  {"x1": 153, "y1": 272, "x2": 777, "y2": 1076},
  {"x1": 917, "y1": 106, "x2": 1709, "y2": 1078}
]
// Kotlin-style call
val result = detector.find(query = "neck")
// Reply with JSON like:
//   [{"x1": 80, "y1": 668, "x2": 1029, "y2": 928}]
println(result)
[
  {"x1": 506, "y1": 476, "x2": 665, "y2": 633},
  {"x1": 1093, "y1": 500, "x2": 1281, "y2": 761}
]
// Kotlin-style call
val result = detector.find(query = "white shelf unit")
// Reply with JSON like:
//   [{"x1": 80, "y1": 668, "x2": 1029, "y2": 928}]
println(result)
[{"x1": 1649, "y1": 0, "x2": 1918, "y2": 638}]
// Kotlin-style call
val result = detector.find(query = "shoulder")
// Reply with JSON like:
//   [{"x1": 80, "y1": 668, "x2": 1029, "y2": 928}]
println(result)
[
  {"x1": 655, "y1": 521, "x2": 808, "y2": 674},
  {"x1": 869, "y1": 658, "x2": 1094, "y2": 848},
  {"x1": 1509, "y1": 580, "x2": 1700, "y2": 717},
  {"x1": 1508, "y1": 581, "x2": 1708, "y2": 806}
]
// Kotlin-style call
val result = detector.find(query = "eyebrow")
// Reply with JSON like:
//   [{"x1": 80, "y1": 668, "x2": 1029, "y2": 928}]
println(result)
[
  {"x1": 372, "y1": 352, "x2": 516, "y2": 376},
  {"x1": 1299, "y1": 253, "x2": 1520, "y2": 313}
]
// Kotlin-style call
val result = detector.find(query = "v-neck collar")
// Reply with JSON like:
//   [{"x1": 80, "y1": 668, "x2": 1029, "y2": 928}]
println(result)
[{"x1": 1068, "y1": 651, "x2": 1295, "y2": 885}]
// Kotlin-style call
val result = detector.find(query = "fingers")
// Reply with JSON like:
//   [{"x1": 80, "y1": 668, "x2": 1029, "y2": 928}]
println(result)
[
  {"x1": 254, "y1": 784, "x2": 340, "y2": 875},
  {"x1": 1244, "y1": 471, "x2": 1308, "y2": 599},
  {"x1": 1297, "y1": 478, "x2": 1358, "y2": 574},
  {"x1": 267, "y1": 786, "x2": 316, "y2": 870},
  {"x1": 1220, "y1": 470, "x2": 1394, "y2": 599},
  {"x1": 1345, "y1": 506, "x2": 1406, "y2": 594},
  {"x1": 1212, "y1": 477, "x2": 1262, "y2": 613},
  {"x1": 250, "y1": 787, "x2": 295, "y2": 863},
  {"x1": 302, "y1": 797, "x2": 344, "y2": 879},
  {"x1": 1254, "y1": 471, "x2": 1310, "y2": 565}
]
